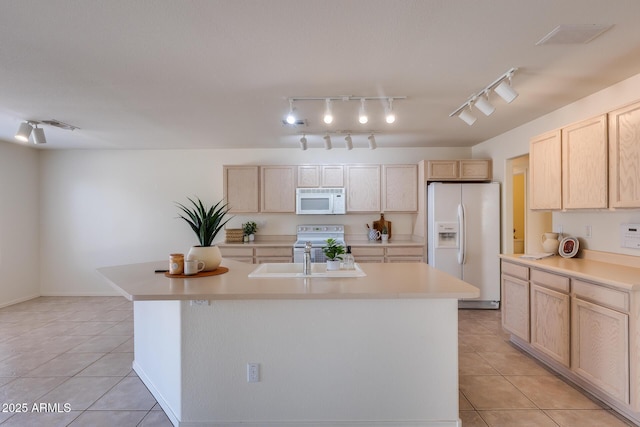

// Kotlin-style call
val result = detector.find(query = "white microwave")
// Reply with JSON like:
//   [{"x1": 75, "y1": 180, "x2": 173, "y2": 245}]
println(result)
[{"x1": 296, "y1": 188, "x2": 346, "y2": 215}]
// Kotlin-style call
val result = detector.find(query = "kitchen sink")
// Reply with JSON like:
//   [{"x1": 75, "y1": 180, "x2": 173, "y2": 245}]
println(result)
[{"x1": 248, "y1": 262, "x2": 366, "y2": 278}]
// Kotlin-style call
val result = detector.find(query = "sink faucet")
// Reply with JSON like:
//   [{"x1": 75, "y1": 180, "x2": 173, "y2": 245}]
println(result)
[{"x1": 303, "y1": 241, "x2": 312, "y2": 275}]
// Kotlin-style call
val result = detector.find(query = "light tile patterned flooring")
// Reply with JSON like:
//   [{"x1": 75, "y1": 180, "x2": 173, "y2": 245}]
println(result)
[{"x1": 0, "y1": 297, "x2": 636, "y2": 426}]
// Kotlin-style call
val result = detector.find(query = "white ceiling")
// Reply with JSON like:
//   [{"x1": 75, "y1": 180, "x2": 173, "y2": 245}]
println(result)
[{"x1": 3, "y1": 0, "x2": 640, "y2": 150}]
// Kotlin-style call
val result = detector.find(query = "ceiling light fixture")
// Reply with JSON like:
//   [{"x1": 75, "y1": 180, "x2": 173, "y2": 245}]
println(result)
[
  {"x1": 344, "y1": 134, "x2": 353, "y2": 150},
  {"x1": 323, "y1": 99, "x2": 333, "y2": 124},
  {"x1": 286, "y1": 99, "x2": 297, "y2": 124},
  {"x1": 449, "y1": 67, "x2": 518, "y2": 125},
  {"x1": 15, "y1": 121, "x2": 34, "y2": 142},
  {"x1": 385, "y1": 98, "x2": 396, "y2": 124},
  {"x1": 32, "y1": 125, "x2": 47, "y2": 144},
  {"x1": 358, "y1": 99, "x2": 368, "y2": 124},
  {"x1": 323, "y1": 134, "x2": 332, "y2": 150},
  {"x1": 368, "y1": 134, "x2": 377, "y2": 150},
  {"x1": 299, "y1": 135, "x2": 307, "y2": 151},
  {"x1": 474, "y1": 92, "x2": 495, "y2": 116}
]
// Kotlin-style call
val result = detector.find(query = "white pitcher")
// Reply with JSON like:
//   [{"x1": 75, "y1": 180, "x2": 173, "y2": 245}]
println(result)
[{"x1": 541, "y1": 232, "x2": 559, "y2": 254}]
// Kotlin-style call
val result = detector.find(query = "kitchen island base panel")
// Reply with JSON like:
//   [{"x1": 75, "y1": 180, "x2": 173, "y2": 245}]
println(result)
[{"x1": 133, "y1": 298, "x2": 461, "y2": 426}]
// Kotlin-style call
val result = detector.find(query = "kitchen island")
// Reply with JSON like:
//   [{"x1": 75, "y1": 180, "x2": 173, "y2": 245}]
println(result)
[{"x1": 98, "y1": 259, "x2": 478, "y2": 427}]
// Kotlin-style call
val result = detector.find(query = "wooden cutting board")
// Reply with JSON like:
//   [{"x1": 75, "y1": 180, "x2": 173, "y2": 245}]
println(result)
[{"x1": 372, "y1": 214, "x2": 391, "y2": 239}]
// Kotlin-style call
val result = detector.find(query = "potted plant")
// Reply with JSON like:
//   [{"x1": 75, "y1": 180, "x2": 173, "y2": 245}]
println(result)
[
  {"x1": 242, "y1": 221, "x2": 258, "y2": 242},
  {"x1": 176, "y1": 197, "x2": 232, "y2": 271},
  {"x1": 322, "y1": 238, "x2": 345, "y2": 271},
  {"x1": 381, "y1": 225, "x2": 389, "y2": 242}
]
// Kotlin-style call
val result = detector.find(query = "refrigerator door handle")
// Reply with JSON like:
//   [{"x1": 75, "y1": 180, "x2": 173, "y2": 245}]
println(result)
[{"x1": 457, "y1": 204, "x2": 466, "y2": 265}]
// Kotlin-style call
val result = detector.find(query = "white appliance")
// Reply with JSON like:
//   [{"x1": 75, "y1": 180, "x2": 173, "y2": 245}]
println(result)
[
  {"x1": 293, "y1": 225, "x2": 345, "y2": 263},
  {"x1": 428, "y1": 182, "x2": 500, "y2": 309},
  {"x1": 296, "y1": 188, "x2": 346, "y2": 215}
]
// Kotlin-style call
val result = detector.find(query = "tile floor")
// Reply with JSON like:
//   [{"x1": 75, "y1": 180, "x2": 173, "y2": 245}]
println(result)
[{"x1": 0, "y1": 297, "x2": 636, "y2": 426}]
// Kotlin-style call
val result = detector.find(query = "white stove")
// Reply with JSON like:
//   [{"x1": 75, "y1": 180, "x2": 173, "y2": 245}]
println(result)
[{"x1": 293, "y1": 225, "x2": 345, "y2": 263}]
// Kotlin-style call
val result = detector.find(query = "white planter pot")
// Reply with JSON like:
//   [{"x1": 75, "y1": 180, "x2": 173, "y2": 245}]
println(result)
[
  {"x1": 187, "y1": 245, "x2": 222, "y2": 271},
  {"x1": 326, "y1": 260, "x2": 341, "y2": 271}
]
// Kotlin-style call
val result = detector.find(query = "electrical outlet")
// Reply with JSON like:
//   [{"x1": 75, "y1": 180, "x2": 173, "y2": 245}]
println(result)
[
  {"x1": 586, "y1": 225, "x2": 592, "y2": 238},
  {"x1": 247, "y1": 363, "x2": 260, "y2": 383},
  {"x1": 190, "y1": 300, "x2": 210, "y2": 306}
]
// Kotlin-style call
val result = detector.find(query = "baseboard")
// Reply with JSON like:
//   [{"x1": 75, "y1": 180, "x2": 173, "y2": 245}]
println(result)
[
  {"x1": 133, "y1": 361, "x2": 181, "y2": 427},
  {"x1": 0, "y1": 293, "x2": 40, "y2": 309}
]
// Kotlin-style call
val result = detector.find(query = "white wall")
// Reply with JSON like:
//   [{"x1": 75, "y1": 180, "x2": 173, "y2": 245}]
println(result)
[
  {"x1": 0, "y1": 141, "x2": 40, "y2": 307},
  {"x1": 39, "y1": 147, "x2": 469, "y2": 295},
  {"x1": 473, "y1": 72, "x2": 640, "y2": 256}
]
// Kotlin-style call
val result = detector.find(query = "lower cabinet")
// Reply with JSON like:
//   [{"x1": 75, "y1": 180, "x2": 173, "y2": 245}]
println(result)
[
  {"x1": 351, "y1": 245, "x2": 424, "y2": 263},
  {"x1": 501, "y1": 273, "x2": 530, "y2": 342},
  {"x1": 218, "y1": 245, "x2": 293, "y2": 264},
  {"x1": 530, "y1": 284, "x2": 570, "y2": 367}
]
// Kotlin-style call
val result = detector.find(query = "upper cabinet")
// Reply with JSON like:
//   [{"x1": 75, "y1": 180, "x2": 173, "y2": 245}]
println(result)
[
  {"x1": 609, "y1": 101, "x2": 640, "y2": 208},
  {"x1": 297, "y1": 165, "x2": 344, "y2": 188},
  {"x1": 345, "y1": 165, "x2": 381, "y2": 212},
  {"x1": 382, "y1": 164, "x2": 418, "y2": 212},
  {"x1": 562, "y1": 115, "x2": 608, "y2": 209},
  {"x1": 529, "y1": 130, "x2": 562, "y2": 210},
  {"x1": 223, "y1": 166, "x2": 260, "y2": 213},
  {"x1": 426, "y1": 159, "x2": 492, "y2": 181},
  {"x1": 261, "y1": 166, "x2": 296, "y2": 213}
]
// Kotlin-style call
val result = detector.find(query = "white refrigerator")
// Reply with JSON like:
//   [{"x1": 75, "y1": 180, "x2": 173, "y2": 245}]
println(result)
[{"x1": 427, "y1": 182, "x2": 501, "y2": 309}]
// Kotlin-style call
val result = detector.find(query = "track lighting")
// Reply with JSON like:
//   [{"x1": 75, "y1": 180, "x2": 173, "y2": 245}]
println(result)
[
  {"x1": 323, "y1": 99, "x2": 333, "y2": 124},
  {"x1": 299, "y1": 135, "x2": 307, "y2": 150},
  {"x1": 358, "y1": 99, "x2": 368, "y2": 124},
  {"x1": 474, "y1": 92, "x2": 495, "y2": 116},
  {"x1": 344, "y1": 134, "x2": 353, "y2": 150},
  {"x1": 385, "y1": 98, "x2": 396, "y2": 124},
  {"x1": 15, "y1": 121, "x2": 33, "y2": 142},
  {"x1": 323, "y1": 134, "x2": 332, "y2": 150},
  {"x1": 32, "y1": 125, "x2": 47, "y2": 144},
  {"x1": 449, "y1": 67, "x2": 518, "y2": 125},
  {"x1": 368, "y1": 134, "x2": 377, "y2": 150},
  {"x1": 286, "y1": 99, "x2": 297, "y2": 124}
]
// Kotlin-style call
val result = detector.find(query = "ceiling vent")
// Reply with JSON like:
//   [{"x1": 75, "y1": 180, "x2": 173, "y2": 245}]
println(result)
[{"x1": 536, "y1": 24, "x2": 613, "y2": 45}]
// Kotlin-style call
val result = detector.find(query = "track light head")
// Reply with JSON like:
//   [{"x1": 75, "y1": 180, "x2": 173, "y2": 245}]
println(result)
[
  {"x1": 286, "y1": 99, "x2": 297, "y2": 124},
  {"x1": 367, "y1": 134, "x2": 377, "y2": 150},
  {"x1": 474, "y1": 92, "x2": 495, "y2": 116},
  {"x1": 358, "y1": 99, "x2": 368, "y2": 124},
  {"x1": 385, "y1": 98, "x2": 396, "y2": 124},
  {"x1": 299, "y1": 135, "x2": 307, "y2": 151},
  {"x1": 323, "y1": 99, "x2": 333, "y2": 124},
  {"x1": 32, "y1": 126, "x2": 47, "y2": 144},
  {"x1": 344, "y1": 135, "x2": 353, "y2": 150},
  {"x1": 323, "y1": 134, "x2": 332, "y2": 150},
  {"x1": 494, "y1": 75, "x2": 518, "y2": 103},
  {"x1": 458, "y1": 106, "x2": 477, "y2": 126},
  {"x1": 15, "y1": 121, "x2": 33, "y2": 142}
]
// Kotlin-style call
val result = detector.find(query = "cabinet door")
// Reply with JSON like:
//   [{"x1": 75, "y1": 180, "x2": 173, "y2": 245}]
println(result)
[
  {"x1": 571, "y1": 297, "x2": 629, "y2": 404},
  {"x1": 562, "y1": 115, "x2": 608, "y2": 209},
  {"x1": 530, "y1": 284, "x2": 570, "y2": 367},
  {"x1": 501, "y1": 274, "x2": 530, "y2": 342},
  {"x1": 297, "y1": 165, "x2": 321, "y2": 187},
  {"x1": 459, "y1": 160, "x2": 492, "y2": 180},
  {"x1": 427, "y1": 160, "x2": 459, "y2": 180},
  {"x1": 382, "y1": 165, "x2": 418, "y2": 212},
  {"x1": 609, "y1": 101, "x2": 640, "y2": 208},
  {"x1": 321, "y1": 165, "x2": 344, "y2": 187},
  {"x1": 345, "y1": 165, "x2": 381, "y2": 212},
  {"x1": 261, "y1": 166, "x2": 296, "y2": 212},
  {"x1": 223, "y1": 166, "x2": 259, "y2": 213},
  {"x1": 529, "y1": 130, "x2": 562, "y2": 210}
]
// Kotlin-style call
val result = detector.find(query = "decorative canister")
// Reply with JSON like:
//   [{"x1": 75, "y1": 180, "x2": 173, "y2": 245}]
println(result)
[
  {"x1": 169, "y1": 253, "x2": 184, "y2": 275},
  {"x1": 541, "y1": 232, "x2": 560, "y2": 254}
]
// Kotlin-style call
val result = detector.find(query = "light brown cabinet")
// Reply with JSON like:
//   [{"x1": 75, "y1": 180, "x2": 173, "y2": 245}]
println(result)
[
  {"x1": 345, "y1": 165, "x2": 381, "y2": 212},
  {"x1": 218, "y1": 245, "x2": 293, "y2": 264},
  {"x1": 426, "y1": 159, "x2": 492, "y2": 181},
  {"x1": 223, "y1": 166, "x2": 260, "y2": 213},
  {"x1": 350, "y1": 244, "x2": 424, "y2": 263},
  {"x1": 297, "y1": 165, "x2": 344, "y2": 188},
  {"x1": 609, "y1": 101, "x2": 640, "y2": 208},
  {"x1": 260, "y1": 166, "x2": 296, "y2": 213},
  {"x1": 562, "y1": 115, "x2": 608, "y2": 209},
  {"x1": 529, "y1": 130, "x2": 562, "y2": 210},
  {"x1": 501, "y1": 261, "x2": 530, "y2": 342},
  {"x1": 382, "y1": 164, "x2": 418, "y2": 212}
]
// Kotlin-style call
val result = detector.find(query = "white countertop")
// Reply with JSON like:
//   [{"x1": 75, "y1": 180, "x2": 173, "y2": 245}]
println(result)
[
  {"x1": 98, "y1": 259, "x2": 478, "y2": 301},
  {"x1": 499, "y1": 253, "x2": 640, "y2": 291}
]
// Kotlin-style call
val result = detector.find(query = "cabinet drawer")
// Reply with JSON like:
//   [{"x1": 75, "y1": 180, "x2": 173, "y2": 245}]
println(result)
[
  {"x1": 254, "y1": 247, "x2": 292, "y2": 257},
  {"x1": 386, "y1": 246, "x2": 424, "y2": 257},
  {"x1": 530, "y1": 269, "x2": 570, "y2": 293},
  {"x1": 502, "y1": 261, "x2": 529, "y2": 280},
  {"x1": 220, "y1": 247, "x2": 254, "y2": 257},
  {"x1": 572, "y1": 279, "x2": 629, "y2": 313},
  {"x1": 351, "y1": 247, "x2": 385, "y2": 256}
]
